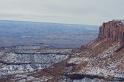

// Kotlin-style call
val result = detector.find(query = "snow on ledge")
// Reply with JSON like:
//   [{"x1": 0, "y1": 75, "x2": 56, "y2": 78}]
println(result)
[{"x1": 67, "y1": 57, "x2": 89, "y2": 64}]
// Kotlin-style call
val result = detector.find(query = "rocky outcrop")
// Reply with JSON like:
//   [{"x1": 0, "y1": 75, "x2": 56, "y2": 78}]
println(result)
[
  {"x1": 66, "y1": 20, "x2": 124, "y2": 82},
  {"x1": 85, "y1": 20, "x2": 124, "y2": 54},
  {"x1": 98, "y1": 20, "x2": 124, "y2": 43}
]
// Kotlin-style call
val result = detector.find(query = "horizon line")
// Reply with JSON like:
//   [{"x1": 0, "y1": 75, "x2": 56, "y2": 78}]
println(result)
[{"x1": 0, "y1": 19, "x2": 98, "y2": 26}]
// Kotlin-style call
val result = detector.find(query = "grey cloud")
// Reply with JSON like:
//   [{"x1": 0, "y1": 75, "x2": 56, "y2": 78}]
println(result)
[{"x1": 0, "y1": 0, "x2": 124, "y2": 25}]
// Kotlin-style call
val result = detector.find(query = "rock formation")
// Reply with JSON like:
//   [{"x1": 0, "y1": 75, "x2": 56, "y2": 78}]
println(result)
[
  {"x1": 98, "y1": 20, "x2": 124, "y2": 43},
  {"x1": 67, "y1": 20, "x2": 124, "y2": 81},
  {"x1": 84, "y1": 20, "x2": 124, "y2": 54}
]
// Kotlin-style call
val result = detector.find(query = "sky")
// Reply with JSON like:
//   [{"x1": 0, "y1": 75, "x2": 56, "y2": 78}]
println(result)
[{"x1": 0, "y1": 0, "x2": 124, "y2": 25}]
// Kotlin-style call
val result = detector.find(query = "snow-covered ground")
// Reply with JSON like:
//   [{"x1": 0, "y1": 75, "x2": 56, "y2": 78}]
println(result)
[
  {"x1": 67, "y1": 42, "x2": 124, "y2": 81},
  {"x1": 72, "y1": 78, "x2": 102, "y2": 82},
  {"x1": 0, "y1": 52, "x2": 68, "y2": 75},
  {"x1": 67, "y1": 57, "x2": 89, "y2": 64}
]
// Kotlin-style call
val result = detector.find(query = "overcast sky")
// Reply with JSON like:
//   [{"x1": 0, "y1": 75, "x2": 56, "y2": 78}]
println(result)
[{"x1": 0, "y1": 0, "x2": 124, "y2": 25}]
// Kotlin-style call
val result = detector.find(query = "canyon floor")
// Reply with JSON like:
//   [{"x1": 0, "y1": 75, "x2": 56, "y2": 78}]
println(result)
[{"x1": 0, "y1": 21, "x2": 98, "y2": 82}]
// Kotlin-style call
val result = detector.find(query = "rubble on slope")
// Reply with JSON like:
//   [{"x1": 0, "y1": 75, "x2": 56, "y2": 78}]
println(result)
[{"x1": 66, "y1": 20, "x2": 124, "y2": 81}]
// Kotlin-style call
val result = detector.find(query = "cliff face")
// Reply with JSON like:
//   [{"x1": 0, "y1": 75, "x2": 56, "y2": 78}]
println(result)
[
  {"x1": 98, "y1": 20, "x2": 124, "y2": 42},
  {"x1": 86, "y1": 20, "x2": 124, "y2": 54},
  {"x1": 67, "y1": 20, "x2": 124, "y2": 81}
]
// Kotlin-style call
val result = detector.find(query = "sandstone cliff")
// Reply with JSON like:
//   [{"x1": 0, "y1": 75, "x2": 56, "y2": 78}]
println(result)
[
  {"x1": 67, "y1": 20, "x2": 124, "y2": 81},
  {"x1": 83, "y1": 20, "x2": 124, "y2": 55},
  {"x1": 98, "y1": 20, "x2": 124, "y2": 43}
]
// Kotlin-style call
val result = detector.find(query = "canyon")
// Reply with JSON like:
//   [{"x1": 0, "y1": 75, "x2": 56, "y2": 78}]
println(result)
[
  {"x1": 0, "y1": 21, "x2": 98, "y2": 82},
  {"x1": 1, "y1": 20, "x2": 124, "y2": 82}
]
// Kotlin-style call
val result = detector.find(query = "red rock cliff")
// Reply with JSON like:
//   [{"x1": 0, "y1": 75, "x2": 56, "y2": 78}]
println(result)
[{"x1": 98, "y1": 20, "x2": 124, "y2": 42}]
